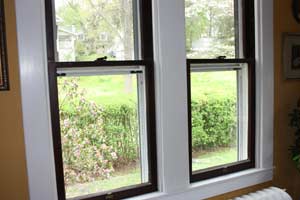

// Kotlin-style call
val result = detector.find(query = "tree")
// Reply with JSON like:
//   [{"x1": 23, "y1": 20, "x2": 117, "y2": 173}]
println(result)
[
  {"x1": 185, "y1": 0, "x2": 235, "y2": 58},
  {"x1": 57, "y1": 0, "x2": 134, "y2": 61},
  {"x1": 57, "y1": 0, "x2": 135, "y2": 92}
]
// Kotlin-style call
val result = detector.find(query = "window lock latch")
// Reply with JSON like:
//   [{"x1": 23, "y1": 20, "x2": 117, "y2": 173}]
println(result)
[
  {"x1": 95, "y1": 56, "x2": 108, "y2": 62},
  {"x1": 216, "y1": 56, "x2": 226, "y2": 59},
  {"x1": 56, "y1": 73, "x2": 66, "y2": 77}
]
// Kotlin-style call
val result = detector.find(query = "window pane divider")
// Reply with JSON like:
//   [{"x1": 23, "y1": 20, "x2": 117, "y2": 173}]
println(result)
[
  {"x1": 187, "y1": 58, "x2": 254, "y2": 64},
  {"x1": 190, "y1": 64, "x2": 245, "y2": 72},
  {"x1": 56, "y1": 66, "x2": 144, "y2": 76},
  {"x1": 191, "y1": 159, "x2": 251, "y2": 175},
  {"x1": 49, "y1": 60, "x2": 153, "y2": 68}
]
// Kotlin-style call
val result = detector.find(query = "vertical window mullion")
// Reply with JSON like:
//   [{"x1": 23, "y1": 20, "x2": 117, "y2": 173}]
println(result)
[{"x1": 152, "y1": 0, "x2": 189, "y2": 192}]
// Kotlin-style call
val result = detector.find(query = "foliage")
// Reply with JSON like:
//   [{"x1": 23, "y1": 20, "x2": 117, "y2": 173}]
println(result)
[
  {"x1": 57, "y1": 0, "x2": 134, "y2": 61},
  {"x1": 57, "y1": 0, "x2": 235, "y2": 60},
  {"x1": 59, "y1": 79, "x2": 118, "y2": 185},
  {"x1": 185, "y1": 0, "x2": 235, "y2": 58},
  {"x1": 191, "y1": 96, "x2": 237, "y2": 150},
  {"x1": 101, "y1": 104, "x2": 140, "y2": 167},
  {"x1": 289, "y1": 99, "x2": 300, "y2": 171}
]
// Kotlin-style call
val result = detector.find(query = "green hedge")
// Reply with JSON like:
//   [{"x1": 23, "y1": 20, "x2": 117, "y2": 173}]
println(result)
[
  {"x1": 101, "y1": 104, "x2": 140, "y2": 167},
  {"x1": 191, "y1": 96, "x2": 237, "y2": 151}
]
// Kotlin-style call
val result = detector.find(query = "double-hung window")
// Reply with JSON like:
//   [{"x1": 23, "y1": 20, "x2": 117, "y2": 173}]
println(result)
[
  {"x1": 45, "y1": 0, "x2": 157, "y2": 199},
  {"x1": 16, "y1": 0, "x2": 274, "y2": 199},
  {"x1": 185, "y1": 0, "x2": 256, "y2": 182}
]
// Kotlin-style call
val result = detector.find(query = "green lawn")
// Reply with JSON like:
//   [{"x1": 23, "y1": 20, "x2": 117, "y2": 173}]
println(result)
[
  {"x1": 66, "y1": 148, "x2": 237, "y2": 198},
  {"x1": 59, "y1": 70, "x2": 237, "y2": 107},
  {"x1": 58, "y1": 75, "x2": 138, "y2": 106},
  {"x1": 66, "y1": 168, "x2": 141, "y2": 199},
  {"x1": 191, "y1": 71, "x2": 237, "y2": 99},
  {"x1": 192, "y1": 147, "x2": 238, "y2": 171}
]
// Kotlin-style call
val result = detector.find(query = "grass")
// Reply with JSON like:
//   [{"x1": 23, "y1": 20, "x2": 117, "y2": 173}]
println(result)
[
  {"x1": 58, "y1": 75, "x2": 138, "y2": 106},
  {"x1": 191, "y1": 71, "x2": 237, "y2": 99},
  {"x1": 192, "y1": 147, "x2": 238, "y2": 171},
  {"x1": 66, "y1": 148, "x2": 237, "y2": 198},
  {"x1": 66, "y1": 167, "x2": 141, "y2": 199},
  {"x1": 58, "y1": 70, "x2": 237, "y2": 107}
]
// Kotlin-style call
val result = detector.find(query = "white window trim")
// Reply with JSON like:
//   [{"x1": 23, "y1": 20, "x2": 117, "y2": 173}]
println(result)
[{"x1": 15, "y1": 0, "x2": 273, "y2": 200}]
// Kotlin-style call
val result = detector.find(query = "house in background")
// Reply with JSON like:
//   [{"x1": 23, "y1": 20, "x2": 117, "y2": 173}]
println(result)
[{"x1": 56, "y1": 16, "x2": 77, "y2": 61}]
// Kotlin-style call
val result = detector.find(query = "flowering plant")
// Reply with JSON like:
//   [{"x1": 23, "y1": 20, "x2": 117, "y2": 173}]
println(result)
[{"x1": 59, "y1": 78, "x2": 118, "y2": 185}]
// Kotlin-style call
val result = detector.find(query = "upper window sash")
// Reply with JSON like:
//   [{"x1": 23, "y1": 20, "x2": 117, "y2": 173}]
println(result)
[
  {"x1": 45, "y1": 0, "x2": 154, "y2": 62},
  {"x1": 185, "y1": 0, "x2": 255, "y2": 60}
]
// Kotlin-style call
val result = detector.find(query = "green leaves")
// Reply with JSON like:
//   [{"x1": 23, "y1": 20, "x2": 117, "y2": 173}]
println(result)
[
  {"x1": 191, "y1": 96, "x2": 237, "y2": 151},
  {"x1": 185, "y1": 0, "x2": 235, "y2": 58},
  {"x1": 293, "y1": 154, "x2": 300, "y2": 161},
  {"x1": 289, "y1": 98, "x2": 300, "y2": 172},
  {"x1": 56, "y1": 0, "x2": 134, "y2": 61}
]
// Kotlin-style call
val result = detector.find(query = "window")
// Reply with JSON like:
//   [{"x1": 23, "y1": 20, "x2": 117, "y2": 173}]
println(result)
[
  {"x1": 45, "y1": 0, "x2": 157, "y2": 199},
  {"x1": 185, "y1": 0, "x2": 256, "y2": 182},
  {"x1": 16, "y1": 0, "x2": 274, "y2": 199}
]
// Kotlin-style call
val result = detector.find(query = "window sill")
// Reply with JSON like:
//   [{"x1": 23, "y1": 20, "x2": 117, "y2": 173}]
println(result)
[{"x1": 127, "y1": 168, "x2": 273, "y2": 200}]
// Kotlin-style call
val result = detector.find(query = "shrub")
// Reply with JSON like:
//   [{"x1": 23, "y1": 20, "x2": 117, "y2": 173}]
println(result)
[
  {"x1": 101, "y1": 104, "x2": 140, "y2": 167},
  {"x1": 59, "y1": 79, "x2": 117, "y2": 185},
  {"x1": 191, "y1": 96, "x2": 237, "y2": 151}
]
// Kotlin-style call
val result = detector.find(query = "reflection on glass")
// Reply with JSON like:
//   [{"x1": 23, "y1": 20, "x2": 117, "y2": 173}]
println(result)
[
  {"x1": 191, "y1": 70, "x2": 247, "y2": 171},
  {"x1": 58, "y1": 74, "x2": 147, "y2": 199},
  {"x1": 185, "y1": 0, "x2": 237, "y2": 59},
  {"x1": 55, "y1": 0, "x2": 136, "y2": 61}
]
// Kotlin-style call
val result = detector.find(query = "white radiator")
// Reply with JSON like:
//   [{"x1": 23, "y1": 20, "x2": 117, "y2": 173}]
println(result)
[{"x1": 233, "y1": 187, "x2": 292, "y2": 200}]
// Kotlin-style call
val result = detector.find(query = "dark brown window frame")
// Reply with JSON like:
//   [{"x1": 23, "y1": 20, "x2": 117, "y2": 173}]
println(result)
[
  {"x1": 187, "y1": 0, "x2": 256, "y2": 183},
  {"x1": 0, "y1": 0, "x2": 9, "y2": 91},
  {"x1": 45, "y1": 1, "x2": 158, "y2": 200}
]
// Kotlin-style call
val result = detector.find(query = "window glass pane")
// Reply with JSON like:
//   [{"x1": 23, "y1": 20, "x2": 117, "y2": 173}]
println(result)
[
  {"x1": 185, "y1": 0, "x2": 240, "y2": 59},
  {"x1": 57, "y1": 72, "x2": 148, "y2": 199},
  {"x1": 54, "y1": 0, "x2": 138, "y2": 61},
  {"x1": 190, "y1": 67, "x2": 248, "y2": 172}
]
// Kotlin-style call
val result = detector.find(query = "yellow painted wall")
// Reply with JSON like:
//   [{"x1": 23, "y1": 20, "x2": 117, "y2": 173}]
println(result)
[
  {"x1": 0, "y1": 0, "x2": 29, "y2": 200},
  {"x1": 273, "y1": 0, "x2": 300, "y2": 199},
  {"x1": 1, "y1": 0, "x2": 300, "y2": 200}
]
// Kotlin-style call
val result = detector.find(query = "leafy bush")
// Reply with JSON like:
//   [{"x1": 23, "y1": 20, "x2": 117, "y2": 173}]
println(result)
[
  {"x1": 191, "y1": 96, "x2": 237, "y2": 150},
  {"x1": 101, "y1": 105, "x2": 140, "y2": 167},
  {"x1": 59, "y1": 79, "x2": 118, "y2": 185}
]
